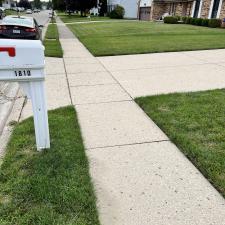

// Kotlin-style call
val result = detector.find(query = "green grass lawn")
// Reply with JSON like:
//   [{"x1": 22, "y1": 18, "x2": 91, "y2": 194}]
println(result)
[
  {"x1": 44, "y1": 23, "x2": 63, "y2": 58},
  {"x1": 67, "y1": 21, "x2": 225, "y2": 56},
  {"x1": 136, "y1": 89, "x2": 225, "y2": 198},
  {"x1": 5, "y1": 10, "x2": 25, "y2": 16},
  {"x1": 58, "y1": 13, "x2": 111, "y2": 23},
  {"x1": 0, "y1": 106, "x2": 100, "y2": 225}
]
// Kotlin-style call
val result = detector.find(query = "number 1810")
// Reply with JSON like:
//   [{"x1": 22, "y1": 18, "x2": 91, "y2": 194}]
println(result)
[{"x1": 15, "y1": 70, "x2": 31, "y2": 77}]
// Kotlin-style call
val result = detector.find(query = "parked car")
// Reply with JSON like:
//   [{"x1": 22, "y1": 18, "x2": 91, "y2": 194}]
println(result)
[
  {"x1": 0, "y1": 8, "x2": 5, "y2": 20},
  {"x1": 0, "y1": 16, "x2": 43, "y2": 40},
  {"x1": 33, "y1": 9, "x2": 40, "y2": 13},
  {"x1": 26, "y1": 9, "x2": 33, "y2": 14},
  {"x1": 66, "y1": 10, "x2": 75, "y2": 14},
  {"x1": 49, "y1": 11, "x2": 54, "y2": 18}
]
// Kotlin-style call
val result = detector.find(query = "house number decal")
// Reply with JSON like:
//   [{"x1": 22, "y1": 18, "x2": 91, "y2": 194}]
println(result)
[{"x1": 15, "y1": 70, "x2": 31, "y2": 77}]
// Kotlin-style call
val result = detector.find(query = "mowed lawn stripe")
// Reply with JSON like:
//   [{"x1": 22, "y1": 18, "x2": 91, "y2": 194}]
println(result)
[
  {"x1": 67, "y1": 21, "x2": 225, "y2": 56},
  {"x1": 44, "y1": 23, "x2": 63, "y2": 58}
]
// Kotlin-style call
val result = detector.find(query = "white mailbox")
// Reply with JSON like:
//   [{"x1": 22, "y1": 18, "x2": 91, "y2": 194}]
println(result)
[{"x1": 0, "y1": 39, "x2": 50, "y2": 151}]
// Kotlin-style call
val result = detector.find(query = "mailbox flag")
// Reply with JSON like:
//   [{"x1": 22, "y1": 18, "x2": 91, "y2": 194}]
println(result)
[{"x1": 0, "y1": 47, "x2": 16, "y2": 57}]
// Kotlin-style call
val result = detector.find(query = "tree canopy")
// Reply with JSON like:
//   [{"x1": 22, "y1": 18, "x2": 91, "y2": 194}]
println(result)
[
  {"x1": 33, "y1": 0, "x2": 42, "y2": 9},
  {"x1": 18, "y1": 0, "x2": 32, "y2": 9}
]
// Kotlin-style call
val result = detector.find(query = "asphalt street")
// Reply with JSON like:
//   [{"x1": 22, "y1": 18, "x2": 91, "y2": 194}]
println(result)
[{"x1": 25, "y1": 10, "x2": 51, "y2": 26}]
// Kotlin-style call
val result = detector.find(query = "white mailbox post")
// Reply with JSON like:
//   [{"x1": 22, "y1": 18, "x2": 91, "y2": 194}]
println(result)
[{"x1": 0, "y1": 39, "x2": 50, "y2": 151}]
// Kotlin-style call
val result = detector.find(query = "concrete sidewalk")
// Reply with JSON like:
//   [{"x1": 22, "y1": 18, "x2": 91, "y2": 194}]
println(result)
[
  {"x1": 56, "y1": 20, "x2": 225, "y2": 225},
  {"x1": 98, "y1": 50, "x2": 225, "y2": 97}
]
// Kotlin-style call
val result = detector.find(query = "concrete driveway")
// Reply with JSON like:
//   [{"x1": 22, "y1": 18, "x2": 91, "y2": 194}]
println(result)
[{"x1": 98, "y1": 49, "x2": 225, "y2": 97}]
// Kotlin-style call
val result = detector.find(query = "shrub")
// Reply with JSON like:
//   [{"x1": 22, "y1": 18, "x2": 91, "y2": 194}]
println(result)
[
  {"x1": 189, "y1": 17, "x2": 202, "y2": 26},
  {"x1": 164, "y1": 16, "x2": 178, "y2": 24},
  {"x1": 109, "y1": 5, "x2": 125, "y2": 19},
  {"x1": 175, "y1": 15, "x2": 181, "y2": 21},
  {"x1": 201, "y1": 18, "x2": 209, "y2": 26},
  {"x1": 208, "y1": 18, "x2": 221, "y2": 28},
  {"x1": 182, "y1": 16, "x2": 187, "y2": 23},
  {"x1": 185, "y1": 17, "x2": 191, "y2": 24},
  {"x1": 189, "y1": 17, "x2": 195, "y2": 25},
  {"x1": 195, "y1": 18, "x2": 203, "y2": 26}
]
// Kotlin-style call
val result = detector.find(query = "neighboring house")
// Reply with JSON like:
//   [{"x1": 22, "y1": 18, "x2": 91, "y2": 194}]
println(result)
[
  {"x1": 90, "y1": 7, "x2": 99, "y2": 15},
  {"x1": 2, "y1": 0, "x2": 12, "y2": 9},
  {"x1": 107, "y1": 0, "x2": 139, "y2": 18},
  {"x1": 149, "y1": 0, "x2": 225, "y2": 20},
  {"x1": 107, "y1": 0, "x2": 225, "y2": 20},
  {"x1": 90, "y1": 0, "x2": 100, "y2": 16},
  {"x1": 139, "y1": 0, "x2": 152, "y2": 20},
  {"x1": 192, "y1": 0, "x2": 224, "y2": 19},
  {"x1": 150, "y1": 0, "x2": 193, "y2": 20}
]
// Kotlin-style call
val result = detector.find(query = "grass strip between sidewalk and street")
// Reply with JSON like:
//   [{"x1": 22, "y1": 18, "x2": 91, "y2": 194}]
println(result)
[
  {"x1": 0, "y1": 106, "x2": 100, "y2": 225},
  {"x1": 44, "y1": 23, "x2": 63, "y2": 58},
  {"x1": 136, "y1": 89, "x2": 225, "y2": 198}
]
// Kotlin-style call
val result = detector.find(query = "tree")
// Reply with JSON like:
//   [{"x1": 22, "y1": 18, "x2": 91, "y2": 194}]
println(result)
[
  {"x1": 47, "y1": 0, "x2": 52, "y2": 9},
  {"x1": 65, "y1": 0, "x2": 97, "y2": 16},
  {"x1": 52, "y1": 0, "x2": 65, "y2": 10},
  {"x1": 18, "y1": 0, "x2": 32, "y2": 9},
  {"x1": 99, "y1": 0, "x2": 107, "y2": 16},
  {"x1": 33, "y1": 0, "x2": 42, "y2": 9}
]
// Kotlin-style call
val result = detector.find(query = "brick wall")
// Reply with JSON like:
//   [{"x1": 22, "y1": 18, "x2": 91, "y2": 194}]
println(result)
[
  {"x1": 151, "y1": 2, "x2": 171, "y2": 20},
  {"x1": 174, "y1": 3, "x2": 183, "y2": 15},
  {"x1": 200, "y1": 0, "x2": 211, "y2": 18},
  {"x1": 151, "y1": 1, "x2": 194, "y2": 20},
  {"x1": 187, "y1": 2, "x2": 193, "y2": 16},
  {"x1": 219, "y1": 0, "x2": 225, "y2": 19}
]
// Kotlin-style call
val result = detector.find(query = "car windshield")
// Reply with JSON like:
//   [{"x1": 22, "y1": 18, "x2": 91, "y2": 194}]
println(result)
[{"x1": 3, "y1": 17, "x2": 33, "y2": 27}]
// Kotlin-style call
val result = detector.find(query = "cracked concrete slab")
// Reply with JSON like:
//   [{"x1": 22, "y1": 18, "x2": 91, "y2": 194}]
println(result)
[
  {"x1": 98, "y1": 52, "x2": 206, "y2": 72},
  {"x1": 183, "y1": 49, "x2": 225, "y2": 63},
  {"x1": 45, "y1": 57, "x2": 65, "y2": 75},
  {"x1": 76, "y1": 101, "x2": 168, "y2": 149},
  {"x1": 87, "y1": 141, "x2": 225, "y2": 225},
  {"x1": 67, "y1": 71, "x2": 115, "y2": 87},
  {"x1": 111, "y1": 63, "x2": 225, "y2": 97},
  {"x1": 70, "y1": 83, "x2": 131, "y2": 105}
]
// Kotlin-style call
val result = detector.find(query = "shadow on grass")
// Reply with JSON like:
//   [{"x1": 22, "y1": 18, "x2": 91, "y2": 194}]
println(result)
[{"x1": 0, "y1": 106, "x2": 100, "y2": 225}]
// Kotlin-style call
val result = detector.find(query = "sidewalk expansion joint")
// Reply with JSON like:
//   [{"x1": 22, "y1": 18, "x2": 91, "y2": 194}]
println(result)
[
  {"x1": 62, "y1": 57, "x2": 73, "y2": 105},
  {"x1": 67, "y1": 70, "x2": 106, "y2": 75},
  {"x1": 101, "y1": 62, "x2": 215, "y2": 73},
  {"x1": 74, "y1": 99, "x2": 133, "y2": 106},
  {"x1": 86, "y1": 139, "x2": 170, "y2": 151},
  {"x1": 97, "y1": 59, "x2": 134, "y2": 100},
  {"x1": 69, "y1": 82, "x2": 117, "y2": 88}
]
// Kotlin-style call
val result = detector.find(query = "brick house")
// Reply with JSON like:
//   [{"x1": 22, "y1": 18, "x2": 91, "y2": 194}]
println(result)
[
  {"x1": 150, "y1": 0, "x2": 225, "y2": 20},
  {"x1": 107, "y1": 0, "x2": 225, "y2": 21},
  {"x1": 150, "y1": 0, "x2": 193, "y2": 20}
]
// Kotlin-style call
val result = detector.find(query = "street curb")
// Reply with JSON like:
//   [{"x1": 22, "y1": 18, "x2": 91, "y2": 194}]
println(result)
[{"x1": 0, "y1": 82, "x2": 20, "y2": 135}]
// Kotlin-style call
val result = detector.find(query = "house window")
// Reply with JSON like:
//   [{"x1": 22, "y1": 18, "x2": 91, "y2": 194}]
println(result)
[
  {"x1": 211, "y1": 0, "x2": 220, "y2": 18},
  {"x1": 193, "y1": 0, "x2": 201, "y2": 18}
]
